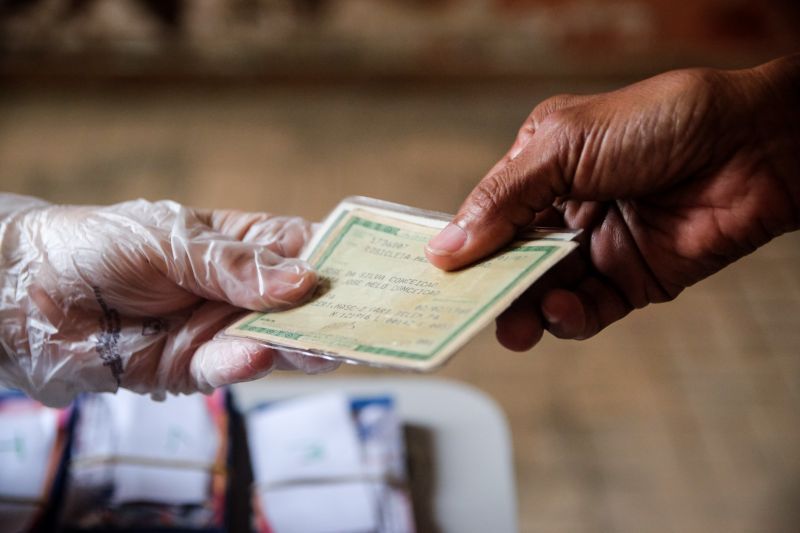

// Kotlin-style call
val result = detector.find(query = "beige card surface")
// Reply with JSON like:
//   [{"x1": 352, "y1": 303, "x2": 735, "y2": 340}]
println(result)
[{"x1": 225, "y1": 205, "x2": 577, "y2": 371}]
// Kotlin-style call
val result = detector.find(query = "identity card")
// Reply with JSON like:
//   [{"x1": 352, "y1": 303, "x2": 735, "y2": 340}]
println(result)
[{"x1": 224, "y1": 197, "x2": 579, "y2": 371}]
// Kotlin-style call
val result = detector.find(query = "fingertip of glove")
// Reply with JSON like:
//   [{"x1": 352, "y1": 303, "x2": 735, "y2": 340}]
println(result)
[
  {"x1": 275, "y1": 351, "x2": 341, "y2": 374},
  {"x1": 278, "y1": 218, "x2": 314, "y2": 258},
  {"x1": 192, "y1": 341, "x2": 278, "y2": 389},
  {"x1": 262, "y1": 261, "x2": 318, "y2": 308}
]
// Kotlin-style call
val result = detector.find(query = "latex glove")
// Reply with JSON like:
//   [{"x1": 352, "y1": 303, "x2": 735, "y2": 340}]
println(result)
[
  {"x1": 426, "y1": 55, "x2": 800, "y2": 350},
  {"x1": 0, "y1": 195, "x2": 338, "y2": 407}
]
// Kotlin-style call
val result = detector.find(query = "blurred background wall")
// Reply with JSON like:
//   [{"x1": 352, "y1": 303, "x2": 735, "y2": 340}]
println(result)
[
  {"x1": 2, "y1": 2, "x2": 800, "y2": 533},
  {"x1": 2, "y1": 0, "x2": 800, "y2": 80}
]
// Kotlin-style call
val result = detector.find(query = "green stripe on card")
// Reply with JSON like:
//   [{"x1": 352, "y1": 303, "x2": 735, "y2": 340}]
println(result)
[{"x1": 239, "y1": 324, "x2": 303, "y2": 340}]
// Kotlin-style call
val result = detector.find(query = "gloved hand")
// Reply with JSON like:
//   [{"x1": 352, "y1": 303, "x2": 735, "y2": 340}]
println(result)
[{"x1": 0, "y1": 194, "x2": 338, "y2": 407}]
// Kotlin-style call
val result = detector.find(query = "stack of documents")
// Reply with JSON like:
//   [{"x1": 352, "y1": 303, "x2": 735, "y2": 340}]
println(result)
[
  {"x1": 61, "y1": 389, "x2": 230, "y2": 530},
  {"x1": 247, "y1": 392, "x2": 415, "y2": 533},
  {"x1": 0, "y1": 391, "x2": 70, "y2": 533}
]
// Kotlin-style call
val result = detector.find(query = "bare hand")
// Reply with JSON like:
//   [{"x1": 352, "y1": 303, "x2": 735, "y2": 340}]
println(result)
[{"x1": 426, "y1": 56, "x2": 800, "y2": 351}]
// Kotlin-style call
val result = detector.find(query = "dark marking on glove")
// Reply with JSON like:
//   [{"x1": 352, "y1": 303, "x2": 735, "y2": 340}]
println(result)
[
  {"x1": 93, "y1": 286, "x2": 124, "y2": 385},
  {"x1": 141, "y1": 317, "x2": 166, "y2": 336}
]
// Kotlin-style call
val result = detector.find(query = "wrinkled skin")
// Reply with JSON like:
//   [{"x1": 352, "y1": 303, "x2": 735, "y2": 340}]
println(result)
[
  {"x1": 426, "y1": 56, "x2": 800, "y2": 351},
  {"x1": 0, "y1": 198, "x2": 337, "y2": 407}
]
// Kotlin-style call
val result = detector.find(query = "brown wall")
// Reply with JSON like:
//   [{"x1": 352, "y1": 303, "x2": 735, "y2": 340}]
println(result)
[{"x1": 2, "y1": 0, "x2": 799, "y2": 80}]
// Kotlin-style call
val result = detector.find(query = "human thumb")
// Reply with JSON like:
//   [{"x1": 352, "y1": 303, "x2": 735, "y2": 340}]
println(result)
[{"x1": 426, "y1": 131, "x2": 569, "y2": 271}]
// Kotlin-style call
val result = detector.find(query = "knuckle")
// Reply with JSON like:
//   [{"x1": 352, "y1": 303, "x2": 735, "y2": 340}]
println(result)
[
  {"x1": 671, "y1": 67, "x2": 721, "y2": 91},
  {"x1": 656, "y1": 68, "x2": 723, "y2": 112},
  {"x1": 464, "y1": 168, "x2": 535, "y2": 227},
  {"x1": 469, "y1": 172, "x2": 517, "y2": 217},
  {"x1": 531, "y1": 93, "x2": 578, "y2": 126},
  {"x1": 465, "y1": 183, "x2": 502, "y2": 223},
  {"x1": 537, "y1": 107, "x2": 573, "y2": 135},
  {"x1": 228, "y1": 245, "x2": 255, "y2": 270}
]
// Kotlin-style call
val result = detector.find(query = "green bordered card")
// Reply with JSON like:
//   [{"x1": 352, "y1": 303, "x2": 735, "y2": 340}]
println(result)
[{"x1": 224, "y1": 197, "x2": 579, "y2": 371}]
